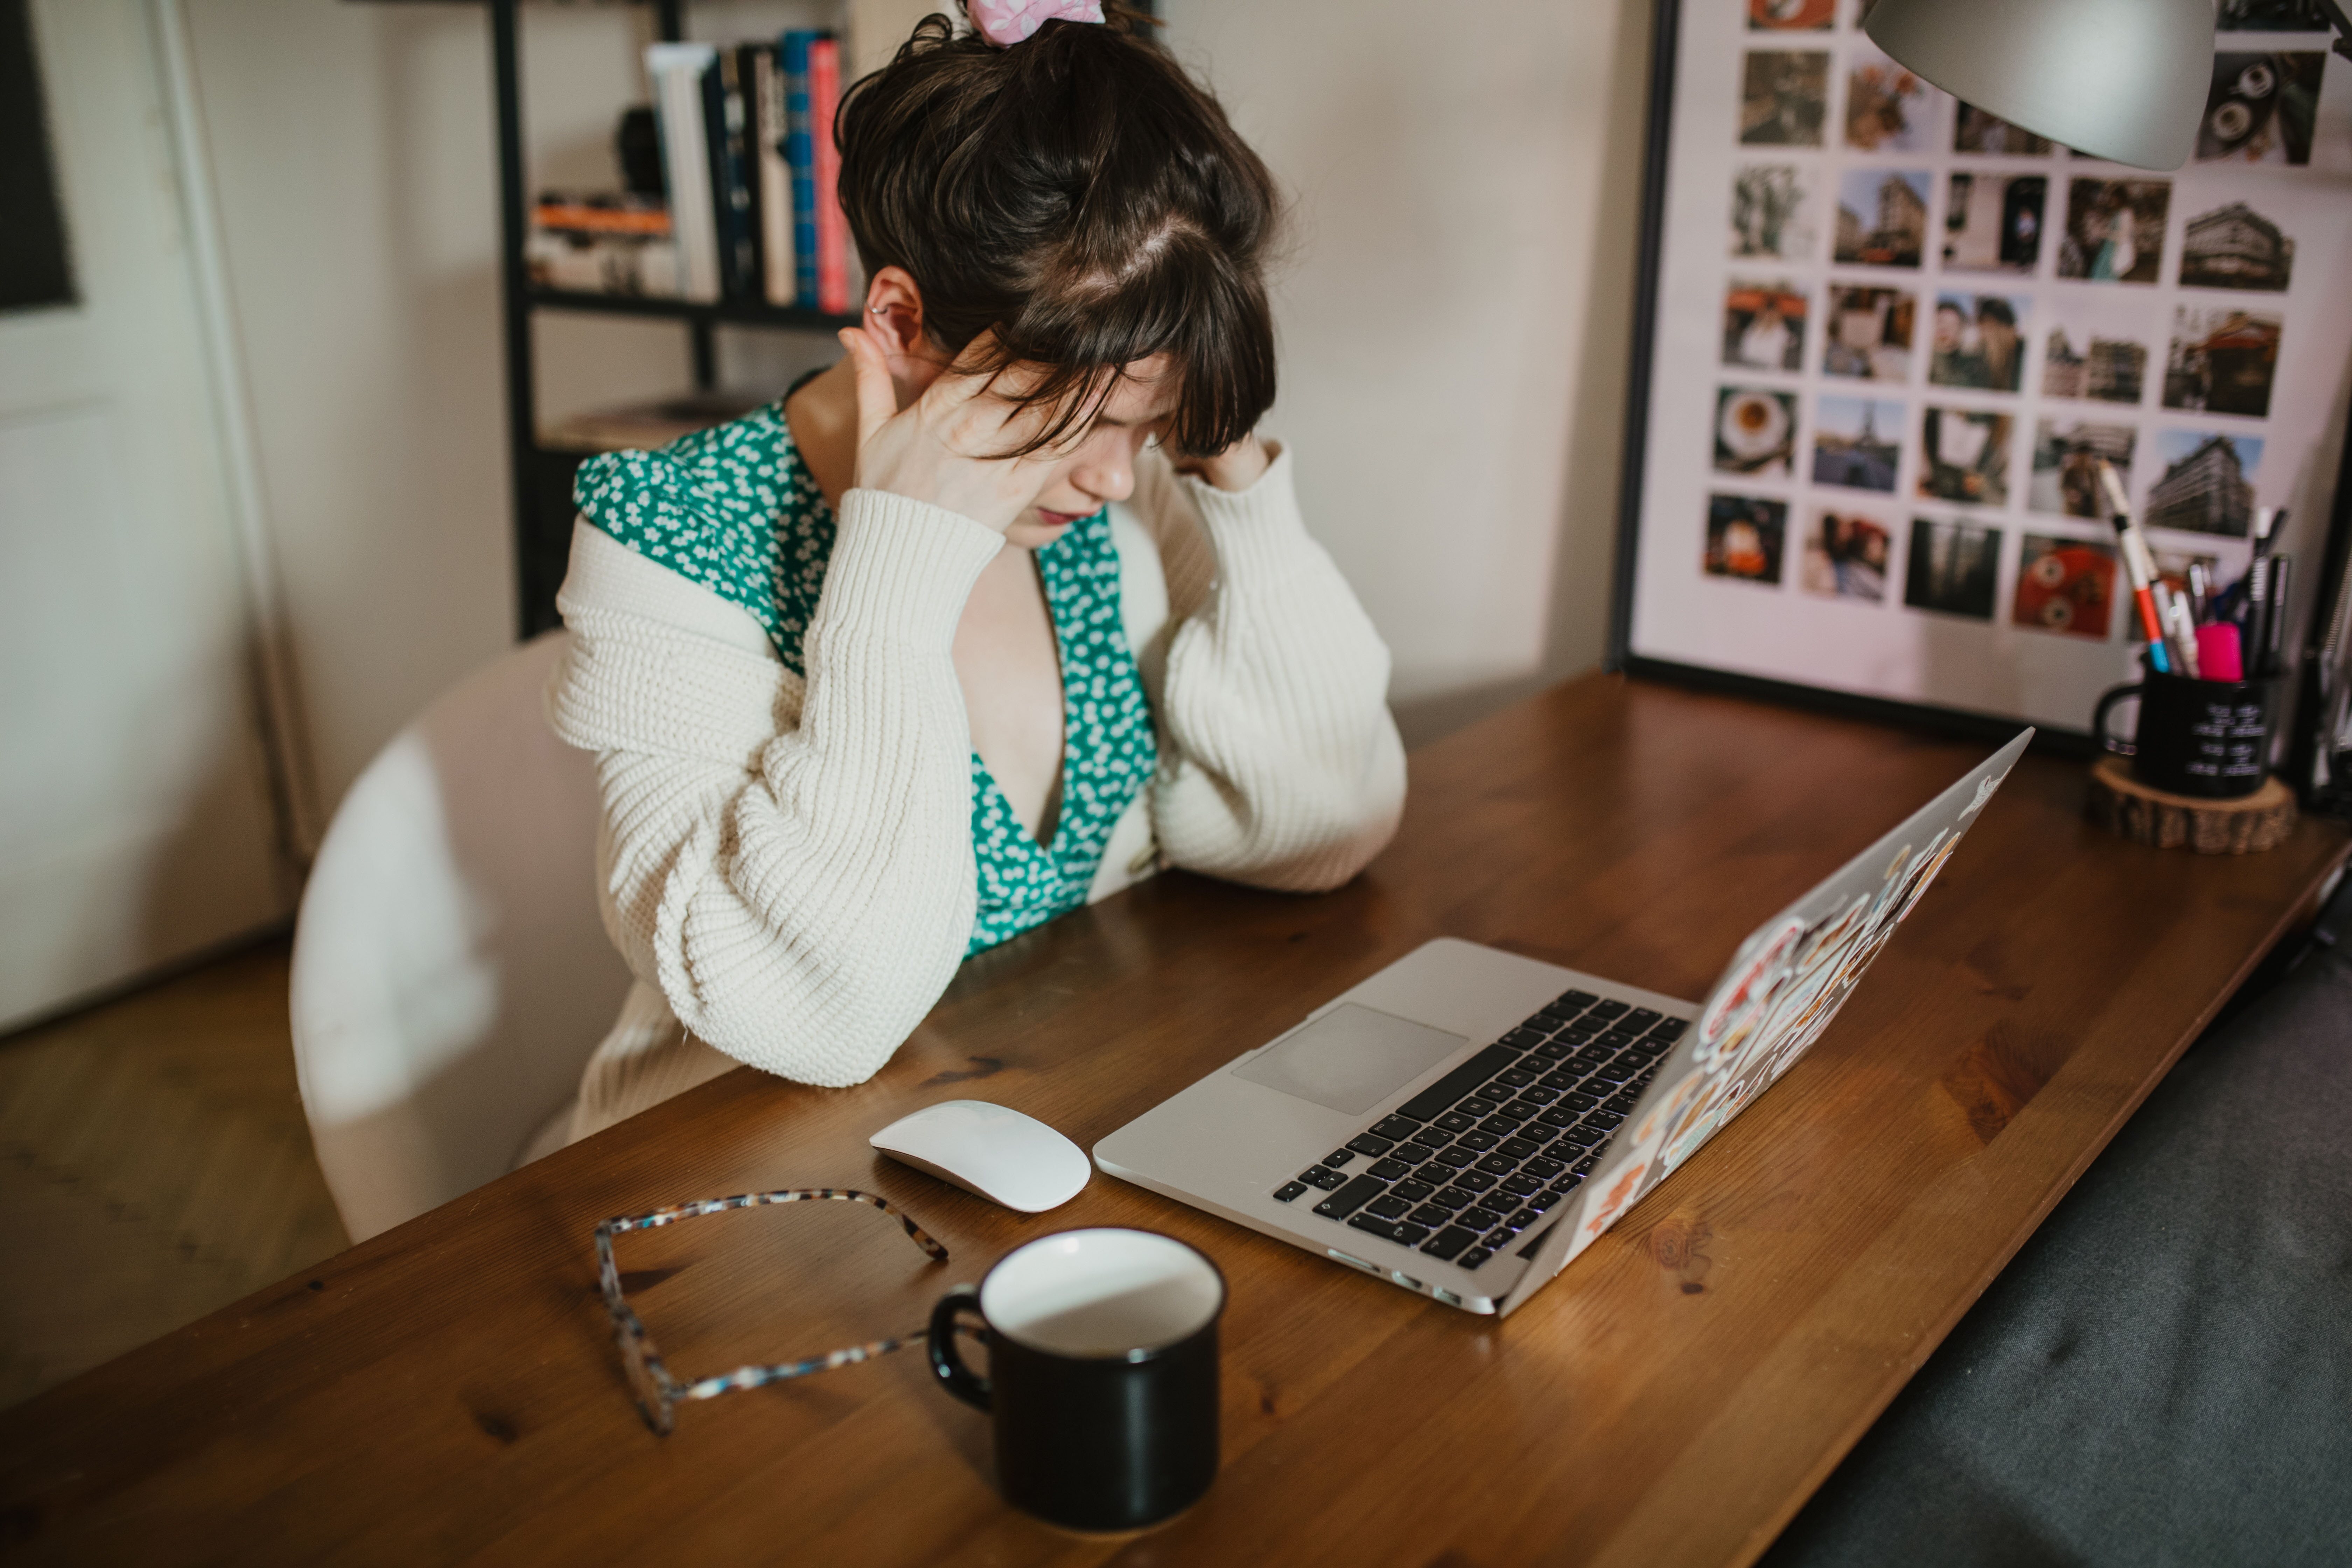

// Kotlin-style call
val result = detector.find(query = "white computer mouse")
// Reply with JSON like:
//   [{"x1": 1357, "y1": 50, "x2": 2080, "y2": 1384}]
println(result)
[{"x1": 867, "y1": 1099, "x2": 1092, "y2": 1213}]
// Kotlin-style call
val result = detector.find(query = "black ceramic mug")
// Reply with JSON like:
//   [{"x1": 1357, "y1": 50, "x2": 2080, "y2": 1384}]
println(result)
[
  {"x1": 2092, "y1": 664, "x2": 2281, "y2": 799},
  {"x1": 928, "y1": 1228, "x2": 1224, "y2": 1532}
]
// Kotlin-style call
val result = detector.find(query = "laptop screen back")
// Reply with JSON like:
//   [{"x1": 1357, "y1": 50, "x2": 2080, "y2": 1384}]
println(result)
[{"x1": 1501, "y1": 729, "x2": 2033, "y2": 1314}]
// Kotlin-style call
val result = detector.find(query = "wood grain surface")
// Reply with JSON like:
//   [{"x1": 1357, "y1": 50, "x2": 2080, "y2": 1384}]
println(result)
[
  {"x1": 2086, "y1": 756, "x2": 2300, "y2": 854},
  {"x1": 2, "y1": 674, "x2": 2343, "y2": 1567}
]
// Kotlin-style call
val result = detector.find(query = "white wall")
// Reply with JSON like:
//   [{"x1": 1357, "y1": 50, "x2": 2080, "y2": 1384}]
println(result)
[
  {"x1": 1162, "y1": 0, "x2": 1654, "y2": 742},
  {"x1": 182, "y1": 0, "x2": 1654, "y2": 820},
  {"x1": 184, "y1": 0, "x2": 515, "y2": 817}
]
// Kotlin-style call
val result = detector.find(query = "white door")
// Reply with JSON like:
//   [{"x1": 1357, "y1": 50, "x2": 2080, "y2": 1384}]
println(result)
[{"x1": 0, "y1": 0, "x2": 291, "y2": 1028}]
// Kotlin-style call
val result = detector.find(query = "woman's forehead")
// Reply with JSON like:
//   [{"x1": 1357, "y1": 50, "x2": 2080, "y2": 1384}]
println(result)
[{"x1": 1098, "y1": 354, "x2": 1179, "y2": 426}]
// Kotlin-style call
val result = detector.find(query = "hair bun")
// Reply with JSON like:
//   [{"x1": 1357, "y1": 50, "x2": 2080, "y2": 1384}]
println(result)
[{"x1": 965, "y1": 0, "x2": 1105, "y2": 48}]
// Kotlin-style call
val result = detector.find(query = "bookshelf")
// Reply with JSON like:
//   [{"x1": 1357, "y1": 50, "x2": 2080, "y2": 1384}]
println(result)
[
  {"x1": 487, "y1": 0, "x2": 864, "y2": 637},
  {"x1": 476, "y1": 0, "x2": 1159, "y2": 635}
]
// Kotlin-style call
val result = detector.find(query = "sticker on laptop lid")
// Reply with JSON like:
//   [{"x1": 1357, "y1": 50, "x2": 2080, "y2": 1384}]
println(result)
[{"x1": 1545, "y1": 751, "x2": 2021, "y2": 1269}]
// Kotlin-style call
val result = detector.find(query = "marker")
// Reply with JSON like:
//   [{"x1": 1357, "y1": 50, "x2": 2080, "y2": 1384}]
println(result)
[
  {"x1": 2198, "y1": 621, "x2": 2244, "y2": 684},
  {"x1": 2261, "y1": 556, "x2": 2291, "y2": 679},
  {"x1": 2101, "y1": 461, "x2": 2171, "y2": 673},
  {"x1": 2158, "y1": 581, "x2": 2201, "y2": 678},
  {"x1": 2244, "y1": 547, "x2": 2272, "y2": 679}
]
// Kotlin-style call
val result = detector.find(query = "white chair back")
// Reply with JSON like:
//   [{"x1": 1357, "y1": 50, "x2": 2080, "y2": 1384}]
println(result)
[{"x1": 291, "y1": 632, "x2": 629, "y2": 1242}]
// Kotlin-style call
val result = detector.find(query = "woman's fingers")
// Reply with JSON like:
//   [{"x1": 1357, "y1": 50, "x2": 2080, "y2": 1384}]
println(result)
[{"x1": 838, "y1": 327, "x2": 902, "y2": 453}]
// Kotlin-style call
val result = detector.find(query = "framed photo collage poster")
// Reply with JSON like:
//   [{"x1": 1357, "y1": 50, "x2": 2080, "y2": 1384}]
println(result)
[{"x1": 1617, "y1": 0, "x2": 2352, "y2": 736}]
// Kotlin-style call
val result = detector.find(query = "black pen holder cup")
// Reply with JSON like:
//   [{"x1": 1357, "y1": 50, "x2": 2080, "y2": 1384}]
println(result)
[
  {"x1": 2092, "y1": 663, "x2": 2281, "y2": 800},
  {"x1": 929, "y1": 1228, "x2": 1223, "y2": 1533}
]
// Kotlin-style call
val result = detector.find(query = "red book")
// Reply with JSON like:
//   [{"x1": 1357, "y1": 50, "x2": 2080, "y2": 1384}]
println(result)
[{"x1": 809, "y1": 36, "x2": 849, "y2": 316}]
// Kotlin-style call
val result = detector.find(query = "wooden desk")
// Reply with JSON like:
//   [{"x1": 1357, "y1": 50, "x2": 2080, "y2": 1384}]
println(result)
[{"x1": 4, "y1": 676, "x2": 2344, "y2": 1566}]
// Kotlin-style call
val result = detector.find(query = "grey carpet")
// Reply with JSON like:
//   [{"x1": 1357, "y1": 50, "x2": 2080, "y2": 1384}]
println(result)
[{"x1": 1759, "y1": 889, "x2": 2352, "y2": 1568}]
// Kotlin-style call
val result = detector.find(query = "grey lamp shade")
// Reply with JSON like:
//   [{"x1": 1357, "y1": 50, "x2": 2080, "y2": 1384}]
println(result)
[{"x1": 1863, "y1": 0, "x2": 2214, "y2": 170}]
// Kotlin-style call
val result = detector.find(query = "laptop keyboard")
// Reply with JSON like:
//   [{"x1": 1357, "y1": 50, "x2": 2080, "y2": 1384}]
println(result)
[{"x1": 1269, "y1": 990, "x2": 1686, "y2": 1272}]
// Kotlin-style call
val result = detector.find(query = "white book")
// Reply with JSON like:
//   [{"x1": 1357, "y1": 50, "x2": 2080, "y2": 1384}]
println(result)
[
  {"x1": 644, "y1": 42, "x2": 721, "y2": 304},
  {"x1": 752, "y1": 45, "x2": 797, "y2": 307}
]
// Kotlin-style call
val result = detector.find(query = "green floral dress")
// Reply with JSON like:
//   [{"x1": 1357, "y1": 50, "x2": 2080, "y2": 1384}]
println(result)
[{"x1": 573, "y1": 404, "x2": 1159, "y2": 955}]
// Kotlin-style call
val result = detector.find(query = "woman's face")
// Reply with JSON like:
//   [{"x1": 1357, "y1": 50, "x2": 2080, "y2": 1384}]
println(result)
[{"x1": 1002, "y1": 354, "x2": 1179, "y2": 551}]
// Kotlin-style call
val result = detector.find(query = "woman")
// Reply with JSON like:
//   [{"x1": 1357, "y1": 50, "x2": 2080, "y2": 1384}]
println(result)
[{"x1": 534, "y1": 2, "x2": 1405, "y2": 1151}]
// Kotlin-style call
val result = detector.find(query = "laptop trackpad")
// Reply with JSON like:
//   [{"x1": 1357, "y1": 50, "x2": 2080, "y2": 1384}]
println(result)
[{"x1": 1232, "y1": 1004, "x2": 1469, "y2": 1115}]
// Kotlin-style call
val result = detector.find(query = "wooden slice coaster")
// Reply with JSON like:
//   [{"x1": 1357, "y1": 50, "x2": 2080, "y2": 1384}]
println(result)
[{"x1": 2086, "y1": 756, "x2": 2297, "y2": 855}]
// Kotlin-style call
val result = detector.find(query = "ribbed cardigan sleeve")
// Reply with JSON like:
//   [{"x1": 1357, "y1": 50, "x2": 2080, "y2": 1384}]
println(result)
[
  {"x1": 1136, "y1": 447, "x2": 1407, "y2": 891},
  {"x1": 547, "y1": 489, "x2": 1003, "y2": 1087}
]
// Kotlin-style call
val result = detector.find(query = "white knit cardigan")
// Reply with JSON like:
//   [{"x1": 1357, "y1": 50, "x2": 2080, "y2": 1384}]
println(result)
[{"x1": 539, "y1": 444, "x2": 1406, "y2": 1149}]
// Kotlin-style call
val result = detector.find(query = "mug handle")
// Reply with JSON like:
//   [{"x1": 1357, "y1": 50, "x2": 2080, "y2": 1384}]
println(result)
[
  {"x1": 928, "y1": 1288, "x2": 992, "y2": 1411},
  {"x1": 2091, "y1": 682, "x2": 2142, "y2": 757}
]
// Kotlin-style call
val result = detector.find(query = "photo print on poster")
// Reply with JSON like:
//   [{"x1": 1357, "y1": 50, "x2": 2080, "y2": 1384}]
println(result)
[
  {"x1": 2217, "y1": 0, "x2": 2331, "y2": 27},
  {"x1": 1954, "y1": 101, "x2": 2053, "y2": 155},
  {"x1": 1928, "y1": 293, "x2": 2030, "y2": 392},
  {"x1": 2012, "y1": 534, "x2": 2119, "y2": 639},
  {"x1": 1823, "y1": 285, "x2": 1914, "y2": 381},
  {"x1": 1904, "y1": 517, "x2": 2002, "y2": 621},
  {"x1": 1919, "y1": 407, "x2": 2014, "y2": 506},
  {"x1": 2042, "y1": 295, "x2": 2151, "y2": 404},
  {"x1": 1942, "y1": 172, "x2": 2045, "y2": 273},
  {"x1": 1731, "y1": 164, "x2": 1818, "y2": 259},
  {"x1": 2179, "y1": 202, "x2": 2296, "y2": 292},
  {"x1": 1749, "y1": 0, "x2": 1836, "y2": 30},
  {"x1": 2030, "y1": 419, "x2": 2136, "y2": 519},
  {"x1": 2146, "y1": 429, "x2": 2265, "y2": 536},
  {"x1": 1802, "y1": 509, "x2": 1892, "y2": 602},
  {"x1": 2057, "y1": 180, "x2": 2170, "y2": 284},
  {"x1": 2163, "y1": 307, "x2": 2282, "y2": 417},
  {"x1": 1716, "y1": 386, "x2": 1799, "y2": 477},
  {"x1": 1835, "y1": 169, "x2": 1932, "y2": 267},
  {"x1": 1814, "y1": 394, "x2": 1905, "y2": 491},
  {"x1": 1846, "y1": 48, "x2": 1940, "y2": 152},
  {"x1": 1706, "y1": 493, "x2": 1789, "y2": 583},
  {"x1": 1724, "y1": 280, "x2": 1809, "y2": 371},
  {"x1": 2196, "y1": 53, "x2": 2324, "y2": 165},
  {"x1": 1740, "y1": 51, "x2": 1830, "y2": 146}
]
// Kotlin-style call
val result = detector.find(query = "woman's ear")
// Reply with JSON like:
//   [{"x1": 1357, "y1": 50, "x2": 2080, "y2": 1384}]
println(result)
[{"x1": 861, "y1": 266, "x2": 946, "y2": 409}]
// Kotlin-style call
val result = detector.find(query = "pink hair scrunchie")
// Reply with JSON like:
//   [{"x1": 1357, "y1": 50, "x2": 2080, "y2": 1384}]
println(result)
[{"x1": 968, "y1": 0, "x2": 1105, "y2": 47}]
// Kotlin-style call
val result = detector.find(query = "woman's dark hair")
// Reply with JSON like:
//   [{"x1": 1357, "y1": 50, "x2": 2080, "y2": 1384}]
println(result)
[{"x1": 836, "y1": 5, "x2": 1279, "y2": 455}]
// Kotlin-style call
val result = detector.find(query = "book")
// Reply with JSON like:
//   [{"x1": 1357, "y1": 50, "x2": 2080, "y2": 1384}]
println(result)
[
  {"x1": 525, "y1": 231, "x2": 681, "y2": 298},
  {"x1": 782, "y1": 31, "x2": 822, "y2": 311},
  {"x1": 809, "y1": 35, "x2": 850, "y2": 316},
  {"x1": 644, "y1": 43, "x2": 721, "y2": 302},
  {"x1": 540, "y1": 388, "x2": 781, "y2": 455},
  {"x1": 532, "y1": 190, "x2": 671, "y2": 240},
  {"x1": 751, "y1": 43, "x2": 797, "y2": 306},
  {"x1": 704, "y1": 47, "x2": 754, "y2": 300}
]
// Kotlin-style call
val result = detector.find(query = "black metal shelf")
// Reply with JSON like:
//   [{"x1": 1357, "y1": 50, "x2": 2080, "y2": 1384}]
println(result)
[
  {"x1": 489, "y1": 0, "x2": 851, "y2": 636},
  {"x1": 528, "y1": 287, "x2": 860, "y2": 332}
]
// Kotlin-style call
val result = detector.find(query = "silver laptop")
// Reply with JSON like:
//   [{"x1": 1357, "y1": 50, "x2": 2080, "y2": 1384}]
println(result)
[{"x1": 1096, "y1": 730, "x2": 2032, "y2": 1316}]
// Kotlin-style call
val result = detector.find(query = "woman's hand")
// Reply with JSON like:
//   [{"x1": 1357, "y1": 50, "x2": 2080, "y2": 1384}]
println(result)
[
  {"x1": 839, "y1": 326, "x2": 1071, "y2": 533},
  {"x1": 1168, "y1": 432, "x2": 1273, "y2": 493}
]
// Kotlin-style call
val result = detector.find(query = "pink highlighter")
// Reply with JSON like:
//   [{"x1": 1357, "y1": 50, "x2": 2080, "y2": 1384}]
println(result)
[{"x1": 2197, "y1": 622, "x2": 2245, "y2": 685}]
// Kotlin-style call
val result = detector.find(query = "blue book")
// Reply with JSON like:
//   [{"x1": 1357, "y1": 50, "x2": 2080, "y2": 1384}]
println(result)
[{"x1": 781, "y1": 30, "x2": 820, "y2": 312}]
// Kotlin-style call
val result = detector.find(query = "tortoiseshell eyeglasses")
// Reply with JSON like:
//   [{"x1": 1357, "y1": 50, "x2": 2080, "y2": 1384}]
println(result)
[{"x1": 595, "y1": 1188, "x2": 950, "y2": 1435}]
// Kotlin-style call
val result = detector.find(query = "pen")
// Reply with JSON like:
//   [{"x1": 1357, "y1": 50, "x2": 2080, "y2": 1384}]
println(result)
[
  {"x1": 2101, "y1": 462, "x2": 2171, "y2": 674},
  {"x1": 2244, "y1": 547, "x2": 2272, "y2": 679},
  {"x1": 2186, "y1": 561, "x2": 2209, "y2": 626},
  {"x1": 2261, "y1": 556, "x2": 2291, "y2": 679},
  {"x1": 2157, "y1": 580, "x2": 2202, "y2": 678}
]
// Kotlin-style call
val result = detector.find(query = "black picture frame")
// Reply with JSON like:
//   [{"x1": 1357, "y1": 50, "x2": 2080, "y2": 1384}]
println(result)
[
  {"x1": 1603, "y1": 0, "x2": 2095, "y2": 756},
  {"x1": 1609, "y1": 0, "x2": 2352, "y2": 771}
]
